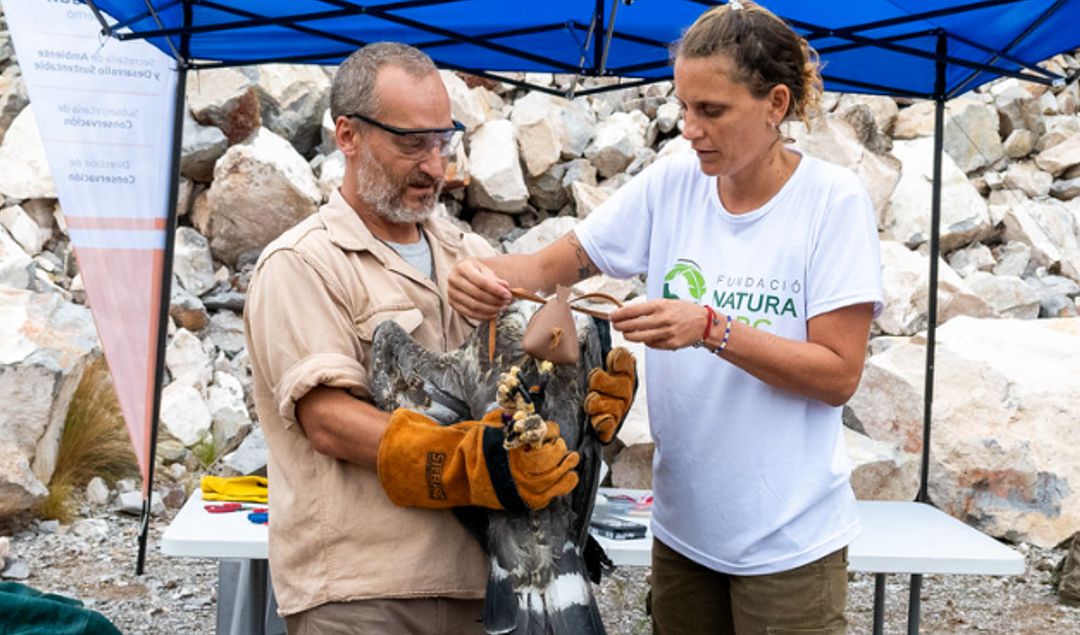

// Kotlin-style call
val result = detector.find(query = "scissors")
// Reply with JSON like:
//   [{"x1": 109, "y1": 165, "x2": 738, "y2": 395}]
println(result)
[{"x1": 205, "y1": 503, "x2": 260, "y2": 513}]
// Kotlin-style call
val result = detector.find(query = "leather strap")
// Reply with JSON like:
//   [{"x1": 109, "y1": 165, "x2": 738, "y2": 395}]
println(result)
[
  {"x1": 486, "y1": 288, "x2": 625, "y2": 364},
  {"x1": 510, "y1": 287, "x2": 623, "y2": 320}
]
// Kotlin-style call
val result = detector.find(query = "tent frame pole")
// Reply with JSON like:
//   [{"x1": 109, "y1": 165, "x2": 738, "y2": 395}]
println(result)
[
  {"x1": 918, "y1": 31, "x2": 947, "y2": 506},
  {"x1": 893, "y1": 27, "x2": 948, "y2": 635},
  {"x1": 136, "y1": 2, "x2": 191, "y2": 576}
]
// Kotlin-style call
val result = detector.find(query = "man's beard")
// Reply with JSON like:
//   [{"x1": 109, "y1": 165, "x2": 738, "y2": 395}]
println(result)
[{"x1": 355, "y1": 145, "x2": 442, "y2": 225}]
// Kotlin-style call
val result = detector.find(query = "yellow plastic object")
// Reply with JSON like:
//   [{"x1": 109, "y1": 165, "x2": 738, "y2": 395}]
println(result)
[{"x1": 200, "y1": 475, "x2": 269, "y2": 503}]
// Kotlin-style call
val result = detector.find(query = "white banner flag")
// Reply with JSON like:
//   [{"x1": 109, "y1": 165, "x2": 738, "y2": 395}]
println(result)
[{"x1": 3, "y1": 0, "x2": 179, "y2": 488}]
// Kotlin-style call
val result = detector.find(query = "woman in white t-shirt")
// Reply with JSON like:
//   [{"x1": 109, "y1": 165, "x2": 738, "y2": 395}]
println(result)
[{"x1": 448, "y1": 2, "x2": 883, "y2": 633}]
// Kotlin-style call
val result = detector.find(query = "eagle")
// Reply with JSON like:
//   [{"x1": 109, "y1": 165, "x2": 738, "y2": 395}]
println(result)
[{"x1": 369, "y1": 300, "x2": 610, "y2": 635}]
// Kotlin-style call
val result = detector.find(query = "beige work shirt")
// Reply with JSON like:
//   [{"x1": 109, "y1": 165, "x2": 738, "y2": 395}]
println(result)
[{"x1": 244, "y1": 189, "x2": 495, "y2": 615}]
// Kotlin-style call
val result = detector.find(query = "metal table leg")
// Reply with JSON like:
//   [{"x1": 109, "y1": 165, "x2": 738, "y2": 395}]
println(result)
[
  {"x1": 907, "y1": 573, "x2": 923, "y2": 635},
  {"x1": 216, "y1": 559, "x2": 269, "y2": 635},
  {"x1": 873, "y1": 573, "x2": 886, "y2": 635}
]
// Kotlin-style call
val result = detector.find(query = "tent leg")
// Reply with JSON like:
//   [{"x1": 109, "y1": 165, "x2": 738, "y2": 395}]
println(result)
[
  {"x1": 916, "y1": 31, "x2": 948, "y2": 505},
  {"x1": 137, "y1": 63, "x2": 189, "y2": 575}
]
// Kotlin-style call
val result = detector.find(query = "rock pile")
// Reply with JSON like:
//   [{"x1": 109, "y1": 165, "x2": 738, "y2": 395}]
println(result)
[{"x1": 1, "y1": 11, "x2": 1078, "y2": 547}]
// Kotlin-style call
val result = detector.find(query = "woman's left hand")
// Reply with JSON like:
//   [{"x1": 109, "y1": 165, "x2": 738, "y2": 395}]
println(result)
[{"x1": 609, "y1": 300, "x2": 707, "y2": 350}]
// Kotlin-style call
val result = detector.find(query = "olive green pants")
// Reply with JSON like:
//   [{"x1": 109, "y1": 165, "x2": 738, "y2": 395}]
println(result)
[
  {"x1": 650, "y1": 538, "x2": 848, "y2": 635},
  {"x1": 285, "y1": 597, "x2": 485, "y2": 635}
]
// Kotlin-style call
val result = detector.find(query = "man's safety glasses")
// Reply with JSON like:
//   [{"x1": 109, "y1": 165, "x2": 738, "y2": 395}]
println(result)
[{"x1": 347, "y1": 113, "x2": 465, "y2": 159}]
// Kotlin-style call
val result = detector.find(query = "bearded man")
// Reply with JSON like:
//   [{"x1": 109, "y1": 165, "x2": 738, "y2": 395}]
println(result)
[{"x1": 243, "y1": 43, "x2": 583, "y2": 634}]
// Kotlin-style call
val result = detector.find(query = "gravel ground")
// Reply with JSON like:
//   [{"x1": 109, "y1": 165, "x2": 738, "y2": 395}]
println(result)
[{"x1": 2, "y1": 498, "x2": 1078, "y2": 634}]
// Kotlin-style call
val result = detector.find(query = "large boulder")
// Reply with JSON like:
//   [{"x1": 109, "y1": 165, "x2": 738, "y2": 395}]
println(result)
[
  {"x1": 0, "y1": 226, "x2": 34, "y2": 290},
  {"x1": 885, "y1": 137, "x2": 993, "y2": 250},
  {"x1": 845, "y1": 428, "x2": 919, "y2": 501},
  {"x1": 943, "y1": 99, "x2": 1004, "y2": 173},
  {"x1": 609, "y1": 442, "x2": 654, "y2": 490},
  {"x1": 223, "y1": 426, "x2": 268, "y2": 476},
  {"x1": 0, "y1": 66, "x2": 30, "y2": 145},
  {"x1": 0, "y1": 107, "x2": 55, "y2": 200},
  {"x1": 1003, "y1": 161, "x2": 1053, "y2": 198},
  {"x1": 1035, "y1": 134, "x2": 1080, "y2": 177},
  {"x1": 558, "y1": 98, "x2": 596, "y2": 159},
  {"x1": 207, "y1": 371, "x2": 252, "y2": 447},
  {"x1": 160, "y1": 382, "x2": 212, "y2": 448},
  {"x1": 504, "y1": 216, "x2": 577, "y2": 255},
  {"x1": 180, "y1": 108, "x2": 228, "y2": 183},
  {"x1": 0, "y1": 288, "x2": 98, "y2": 517},
  {"x1": 186, "y1": 67, "x2": 261, "y2": 144},
  {"x1": 571, "y1": 180, "x2": 615, "y2": 218},
  {"x1": 526, "y1": 163, "x2": 570, "y2": 212},
  {"x1": 655, "y1": 101, "x2": 681, "y2": 134},
  {"x1": 467, "y1": 120, "x2": 529, "y2": 212},
  {"x1": 248, "y1": 64, "x2": 331, "y2": 156},
  {"x1": 788, "y1": 116, "x2": 901, "y2": 222},
  {"x1": 510, "y1": 92, "x2": 564, "y2": 177},
  {"x1": 202, "y1": 128, "x2": 321, "y2": 266},
  {"x1": 1037, "y1": 115, "x2": 1080, "y2": 154},
  {"x1": 893, "y1": 101, "x2": 937, "y2": 139},
  {"x1": 1057, "y1": 532, "x2": 1080, "y2": 606},
  {"x1": 875, "y1": 241, "x2": 994, "y2": 336},
  {"x1": 440, "y1": 70, "x2": 488, "y2": 132},
  {"x1": 965, "y1": 272, "x2": 1040, "y2": 319},
  {"x1": 993, "y1": 82, "x2": 1045, "y2": 137},
  {"x1": 848, "y1": 317, "x2": 1080, "y2": 547},
  {"x1": 1001, "y1": 194, "x2": 1080, "y2": 283},
  {"x1": 0, "y1": 205, "x2": 49, "y2": 256},
  {"x1": 0, "y1": 442, "x2": 49, "y2": 517},
  {"x1": 165, "y1": 328, "x2": 213, "y2": 392},
  {"x1": 585, "y1": 111, "x2": 648, "y2": 178},
  {"x1": 172, "y1": 227, "x2": 216, "y2": 297},
  {"x1": 836, "y1": 94, "x2": 899, "y2": 137}
]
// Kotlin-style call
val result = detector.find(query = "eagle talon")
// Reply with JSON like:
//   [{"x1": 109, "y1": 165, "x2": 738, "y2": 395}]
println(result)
[
  {"x1": 504, "y1": 413, "x2": 546, "y2": 450},
  {"x1": 497, "y1": 365, "x2": 554, "y2": 450}
]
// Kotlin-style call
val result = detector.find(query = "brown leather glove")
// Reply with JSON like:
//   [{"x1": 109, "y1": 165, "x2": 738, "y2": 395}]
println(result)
[
  {"x1": 377, "y1": 409, "x2": 579, "y2": 512},
  {"x1": 584, "y1": 347, "x2": 637, "y2": 444}
]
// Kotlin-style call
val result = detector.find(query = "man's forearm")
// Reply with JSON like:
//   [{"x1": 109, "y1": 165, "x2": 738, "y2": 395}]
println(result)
[{"x1": 295, "y1": 385, "x2": 389, "y2": 469}]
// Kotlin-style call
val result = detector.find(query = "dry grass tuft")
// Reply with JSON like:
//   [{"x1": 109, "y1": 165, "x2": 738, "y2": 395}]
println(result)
[{"x1": 38, "y1": 356, "x2": 139, "y2": 523}]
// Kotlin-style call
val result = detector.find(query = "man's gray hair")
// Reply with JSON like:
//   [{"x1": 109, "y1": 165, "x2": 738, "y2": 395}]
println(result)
[{"x1": 330, "y1": 42, "x2": 438, "y2": 121}]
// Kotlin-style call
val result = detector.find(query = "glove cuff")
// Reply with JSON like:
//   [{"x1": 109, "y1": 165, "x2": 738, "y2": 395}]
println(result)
[{"x1": 480, "y1": 426, "x2": 528, "y2": 513}]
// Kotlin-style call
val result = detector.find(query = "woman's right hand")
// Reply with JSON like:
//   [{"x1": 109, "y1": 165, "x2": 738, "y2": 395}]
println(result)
[{"x1": 448, "y1": 258, "x2": 513, "y2": 320}]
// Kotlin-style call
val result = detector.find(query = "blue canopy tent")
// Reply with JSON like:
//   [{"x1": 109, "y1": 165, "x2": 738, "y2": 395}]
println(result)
[{"x1": 79, "y1": 1, "x2": 1080, "y2": 632}]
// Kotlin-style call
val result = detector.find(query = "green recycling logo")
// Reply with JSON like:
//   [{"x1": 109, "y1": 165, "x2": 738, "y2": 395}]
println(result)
[{"x1": 662, "y1": 259, "x2": 707, "y2": 302}]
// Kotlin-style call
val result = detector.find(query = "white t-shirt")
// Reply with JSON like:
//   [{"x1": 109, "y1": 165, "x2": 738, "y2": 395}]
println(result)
[{"x1": 576, "y1": 151, "x2": 884, "y2": 575}]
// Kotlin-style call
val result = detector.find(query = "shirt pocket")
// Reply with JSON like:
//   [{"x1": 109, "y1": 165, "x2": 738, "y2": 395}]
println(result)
[{"x1": 354, "y1": 306, "x2": 424, "y2": 344}]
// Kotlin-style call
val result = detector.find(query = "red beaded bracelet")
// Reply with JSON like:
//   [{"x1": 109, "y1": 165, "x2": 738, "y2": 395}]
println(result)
[
  {"x1": 701, "y1": 305, "x2": 716, "y2": 342},
  {"x1": 694, "y1": 306, "x2": 719, "y2": 349},
  {"x1": 693, "y1": 307, "x2": 732, "y2": 356}
]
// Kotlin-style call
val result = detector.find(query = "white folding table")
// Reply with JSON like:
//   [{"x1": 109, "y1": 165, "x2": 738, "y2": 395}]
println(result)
[
  {"x1": 593, "y1": 490, "x2": 1026, "y2": 635},
  {"x1": 162, "y1": 488, "x2": 1025, "y2": 635},
  {"x1": 161, "y1": 489, "x2": 279, "y2": 635}
]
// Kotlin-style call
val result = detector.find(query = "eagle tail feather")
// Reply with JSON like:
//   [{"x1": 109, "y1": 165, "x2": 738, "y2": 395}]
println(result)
[{"x1": 483, "y1": 550, "x2": 606, "y2": 634}]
